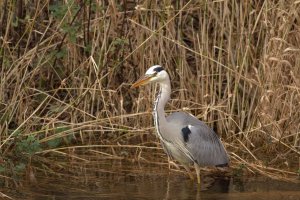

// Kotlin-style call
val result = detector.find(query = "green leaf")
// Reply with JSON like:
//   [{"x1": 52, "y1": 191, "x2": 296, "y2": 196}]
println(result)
[
  {"x1": 55, "y1": 48, "x2": 67, "y2": 59},
  {"x1": 47, "y1": 138, "x2": 62, "y2": 148},
  {"x1": 0, "y1": 165, "x2": 6, "y2": 173},
  {"x1": 112, "y1": 37, "x2": 129, "y2": 46},
  {"x1": 49, "y1": 2, "x2": 68, "y2": 19},
  {"x1": 84, "y1": 44, "x2": 92, "y2": 54},
  {"x1": 61, "y1": 23, "x2": 79, "y2": 44},
  {"x1": 16, "y1": 135, "x2": 42, "y2": 155},
  {"x1": 14, "y1": 163, "x2": 26, "y2": 173}
]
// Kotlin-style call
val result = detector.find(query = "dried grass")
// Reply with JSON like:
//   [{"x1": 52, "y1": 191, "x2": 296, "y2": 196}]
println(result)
[{"x1": 0, "y1": 0, "x2": 299, "y2": 185}]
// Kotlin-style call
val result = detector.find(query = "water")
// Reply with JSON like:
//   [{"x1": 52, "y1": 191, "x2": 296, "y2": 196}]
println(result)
[{"x1": 2, "y1": 161, "x2": 300, "y2": 200}]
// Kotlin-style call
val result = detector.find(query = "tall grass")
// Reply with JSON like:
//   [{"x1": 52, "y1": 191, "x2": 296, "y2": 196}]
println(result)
[{"x1": 0, "y1": 0, "x2": 299, "y2": 185}]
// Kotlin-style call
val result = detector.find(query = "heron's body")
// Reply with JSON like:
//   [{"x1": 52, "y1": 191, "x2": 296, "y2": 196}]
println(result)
[
  {"x1": 163, "y1": 112, "x2": 228, "y2": 166},
  {"x1": 131, "y1": 65, "x2": 229, "y2": 184}
]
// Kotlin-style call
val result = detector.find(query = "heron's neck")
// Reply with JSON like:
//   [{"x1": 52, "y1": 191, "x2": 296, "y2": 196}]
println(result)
[{"x1": 154, "y1": 79, "x2": 171, "y2": 126}]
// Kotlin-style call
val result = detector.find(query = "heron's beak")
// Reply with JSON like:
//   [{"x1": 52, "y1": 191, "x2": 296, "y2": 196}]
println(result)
[{"x1": 130, "y1": 75, "x2": 152, "y2": 88}]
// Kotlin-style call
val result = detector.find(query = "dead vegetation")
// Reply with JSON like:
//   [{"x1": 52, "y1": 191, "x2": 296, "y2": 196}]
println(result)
[{"x1": 0, "y1": 0, "x2": 299, "y2": 187}]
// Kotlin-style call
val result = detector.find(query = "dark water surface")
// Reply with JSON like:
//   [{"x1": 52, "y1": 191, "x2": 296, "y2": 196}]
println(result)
[{"x1": 2, "y1": 161, "x2": 300, "y2": 200}]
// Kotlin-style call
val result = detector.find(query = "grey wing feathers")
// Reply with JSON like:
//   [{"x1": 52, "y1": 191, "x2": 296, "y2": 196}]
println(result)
[
  {"x1": 167, "y1": 112, "x2": 229, "y2": 166},
  {"x1": 187, "y1": 125, "x2": 229, "y2": 166}
]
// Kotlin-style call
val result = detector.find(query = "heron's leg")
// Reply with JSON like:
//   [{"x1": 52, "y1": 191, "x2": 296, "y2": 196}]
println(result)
[
  {"x1": 168, "y1": 156, "x2": 180, "y2": 170},
  {"x1": 182, "y1": 164, "x2": 194, "y2": 180},
  {"x1": 194, "y1": 163, "x2": 201, "y2": 184}
]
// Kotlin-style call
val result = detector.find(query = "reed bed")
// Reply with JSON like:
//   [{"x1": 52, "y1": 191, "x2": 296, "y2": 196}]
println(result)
[{"x1": 0, "y1": 0, "x2": 299, "y2": 187}]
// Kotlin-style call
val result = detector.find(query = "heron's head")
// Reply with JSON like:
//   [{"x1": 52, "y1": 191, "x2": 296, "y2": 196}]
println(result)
[{"x1": 131, "y1": 65, "x2": 168, "y2": 88}]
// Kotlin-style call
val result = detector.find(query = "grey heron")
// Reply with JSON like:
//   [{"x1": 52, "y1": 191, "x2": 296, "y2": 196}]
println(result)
[{"x1": 131, "y1": 65, "x2": 229, "y2": 184}]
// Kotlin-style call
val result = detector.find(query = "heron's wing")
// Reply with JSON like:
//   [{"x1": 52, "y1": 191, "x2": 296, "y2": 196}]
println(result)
[
  {"x1": 167, "y1": 112, "x2": 229, "y2": 166},
  {"x1": 186, "y1": 124, "x2": 229, "y2": 166}
]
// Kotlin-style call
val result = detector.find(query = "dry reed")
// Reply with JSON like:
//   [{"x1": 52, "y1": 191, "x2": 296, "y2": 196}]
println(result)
[{"x1": 0, "y1": 0, "x2": 299, "y2": 187}]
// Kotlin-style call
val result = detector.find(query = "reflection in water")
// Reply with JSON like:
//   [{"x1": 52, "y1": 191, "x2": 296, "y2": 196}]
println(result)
[
  {"x1": 1, "y1": 160, "x2": 300, "y2": 200},
  {"x1": 164, "y1": 176, "x2": 231, "y2": 200}
]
